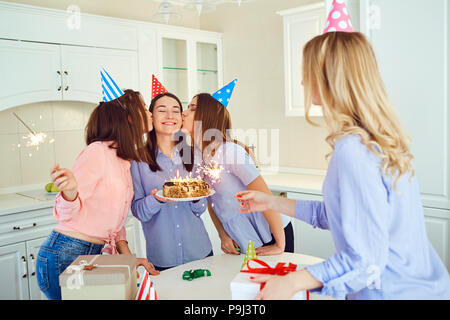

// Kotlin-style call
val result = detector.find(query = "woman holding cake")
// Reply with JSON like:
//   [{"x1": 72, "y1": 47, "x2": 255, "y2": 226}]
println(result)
[
  {"x1": 234, "y1": 1, "x2": 450, "y2": 300},
  {"x1": 36, "y1": 88, "x2": 159, "y2": 300},
  {"x1": 182, "y1": 88, "x2": 292, "y2": 256},
  {"x1": 130, "y1": 91, "x2": 213, "y2": 271}
]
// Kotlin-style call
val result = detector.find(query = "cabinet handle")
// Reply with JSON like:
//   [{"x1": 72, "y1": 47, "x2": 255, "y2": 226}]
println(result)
[
  {"x1": 57, "y1": 71, "x2": 61, "y2": 75},
  {"x1": 65, "y1": 86, "x2": 69, "y2": 91},
  {"x1": 21, "y1": 256, "x2": 27, "y2": 278},
  {"x1": 29, "y1": 254, "x2": 36, "y2": 276},
  {"x1": 57, "y1": 86, "x2": 62, "y2": 91},
  {"x1": 64, "y1": 71, "x2": 68, "y2": 75},
  {"x1": 13, "y1": 223, "x2": 37, "y2": 231}
]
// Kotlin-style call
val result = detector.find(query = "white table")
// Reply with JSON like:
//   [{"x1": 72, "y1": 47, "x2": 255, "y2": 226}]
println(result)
[{"x1": 150, "y1": 252, "x2": 333, "y2": 300}]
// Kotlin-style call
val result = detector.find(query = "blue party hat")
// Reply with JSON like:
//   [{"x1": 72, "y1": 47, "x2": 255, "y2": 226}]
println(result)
[
  {"x1": 101, "y1": 67, "x2": 125, "y2": 102},
  {"x1": 211, "y1": 79, "x2": 237, "y2": 108}
]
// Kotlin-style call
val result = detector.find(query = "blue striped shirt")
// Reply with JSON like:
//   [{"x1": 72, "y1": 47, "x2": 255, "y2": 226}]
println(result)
[{"x1": 299, "y1": 135, "x2": 450, "y2": 299}]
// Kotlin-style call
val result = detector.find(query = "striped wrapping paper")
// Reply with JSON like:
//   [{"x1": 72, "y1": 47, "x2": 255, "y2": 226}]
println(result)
[{"x1": 135, "y1": 272, "x2": 157, "y2": 300}]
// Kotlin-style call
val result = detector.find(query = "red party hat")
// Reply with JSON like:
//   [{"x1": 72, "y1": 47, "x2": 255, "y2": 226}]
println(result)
[{"x1": 152, "y1": 74, "x2": 168, "y2": 99}]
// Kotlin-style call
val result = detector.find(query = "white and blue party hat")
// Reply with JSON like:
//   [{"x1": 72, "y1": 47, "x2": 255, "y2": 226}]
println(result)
[
  {"x1": 101, "y1": 67, "x2": 125, "y2": 102},
  {"x1": 211, "y1": 79, "x2": 237, "y2": 108}
]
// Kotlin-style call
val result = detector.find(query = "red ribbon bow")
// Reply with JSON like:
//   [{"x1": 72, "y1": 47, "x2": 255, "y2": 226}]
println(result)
[
  {"x1": 241, "y1": 259, "x2": 298, "y2": 276},
  {"x1": 240, "y1": 259, "x2": 309, "y2": 300}
]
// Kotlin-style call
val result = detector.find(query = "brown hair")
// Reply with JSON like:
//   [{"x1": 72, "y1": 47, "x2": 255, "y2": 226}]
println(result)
[
  {"x1": 85, "y1": 89, "x2": 151, "y2": 162},
  {"x1": 193, "y1": 93, "x2": 251, "y2": 157},
  {"x1": 146, "y1": 92, "x2": 194, "y2": 172}
]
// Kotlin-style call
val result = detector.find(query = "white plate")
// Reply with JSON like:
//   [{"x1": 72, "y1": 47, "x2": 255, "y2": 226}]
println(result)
[{"x1": 155, "y1": 189, "x2": 215, "y2": 202}]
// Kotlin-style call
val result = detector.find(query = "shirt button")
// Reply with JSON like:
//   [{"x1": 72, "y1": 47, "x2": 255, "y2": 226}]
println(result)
[
  {"x1": 176, "y1": 225, "x2": 180, "y2": 228},
  {"x1": 178, "y1": 243, "x2": 182, "y2": 246}
]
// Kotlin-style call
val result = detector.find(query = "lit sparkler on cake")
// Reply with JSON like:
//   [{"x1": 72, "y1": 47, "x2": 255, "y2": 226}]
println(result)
[
  {"x1": 162, "y1": 170, "x2": 212, "y2": 199},
  {"x1": 196, "y1": 161, "x2": 224, "y2": 185}
]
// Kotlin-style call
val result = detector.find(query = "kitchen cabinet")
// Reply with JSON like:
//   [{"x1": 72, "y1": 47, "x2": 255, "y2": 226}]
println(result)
[
  {"x1": 357, "y1": 0, "x2": 450, "y2": 211},
  {"x1": 277, "y1": 3, "x2": 325, "y2": 117},
  {"x1": 0, "y1": 237, "x2": 47, "y2": 300},
  {"x1": 60, "y1": 45, "x2": 138, "y2": 103},
  {"x1": 0, "y1": 39, "x2": 138, "y2": 111},
  {"x1": 0, "y1": 200, "x2": 141, "y2": 300},
  {"x1": 285, "y1": 192, "x2": 336, "y2": 260},
  {"x1": 158, "y1": 30, "x2": 223, "y2": 109},
  {"x1": 0, "y1": 242, "x2": 29, "y2": 299},
  {"x1": 424, "y1": 208, "x2": 449, "y2": 269},
  {"x1": 0, "y1": 2, "x2": 223, "y2": 111},
  {"x1": 0, "y1": 39, "x2": 61, "y2": 111}
]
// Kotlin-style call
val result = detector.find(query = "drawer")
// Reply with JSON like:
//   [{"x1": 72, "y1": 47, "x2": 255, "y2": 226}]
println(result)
[{"x1": 0, "y1": 207, "x2": 56, "y2": 247}]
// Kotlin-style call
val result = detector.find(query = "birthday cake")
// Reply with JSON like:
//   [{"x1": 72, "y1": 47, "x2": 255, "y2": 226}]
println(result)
[{"x1": 163, "y1": 179, "x2": 210, "y2": 198}]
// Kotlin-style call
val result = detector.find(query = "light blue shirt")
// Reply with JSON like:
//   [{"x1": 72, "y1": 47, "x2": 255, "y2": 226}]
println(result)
[
  {"x1": 130, "y1": 147, "x2": 212, "y2": 268},
  {"x1": 298, "y1": 135, "x2": 450, "y2": 300},
  {"x1": 203, "y1": 142, "x2": 272, "y2": 253}
]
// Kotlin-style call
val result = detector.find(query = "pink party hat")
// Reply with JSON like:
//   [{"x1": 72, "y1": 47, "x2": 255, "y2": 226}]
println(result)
[{"x1": 323, "y1": 0, "x2": 354, "y2": 34}]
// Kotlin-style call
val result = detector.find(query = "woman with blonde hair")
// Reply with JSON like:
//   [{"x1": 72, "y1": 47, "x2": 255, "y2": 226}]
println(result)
[{"x1": 236, "y1": 30, "x2": 450, "y2": 299}]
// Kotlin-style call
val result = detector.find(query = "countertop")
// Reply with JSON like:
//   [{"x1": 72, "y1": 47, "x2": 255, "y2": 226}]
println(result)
[
  {"x1": 261, "y1": 171, "x2": 324, "y2": 195},
  {"x1": 0, "y1": 190, "x2": 56, "y2": 216},
  {"x1": 0, "y1": 172, "x2": 325, "y2": 216}
]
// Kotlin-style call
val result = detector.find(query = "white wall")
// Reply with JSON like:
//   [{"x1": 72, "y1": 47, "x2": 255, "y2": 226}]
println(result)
[{"x1": 0, "y1": 101, "x2": 95, "y2": 190}]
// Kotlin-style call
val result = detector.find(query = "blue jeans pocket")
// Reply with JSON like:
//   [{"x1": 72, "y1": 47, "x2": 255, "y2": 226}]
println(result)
[
  {"x1": 36, "y1": 254, "x2": 49, "y2": 292},
  {"x1": 57, "y1": 245, "x2": 87, "y2": 274}
]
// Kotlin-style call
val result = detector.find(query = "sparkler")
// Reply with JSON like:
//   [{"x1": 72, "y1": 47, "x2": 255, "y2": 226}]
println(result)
[
  {"x1": 13, "y1": 112, "x2": 49, "y2": 149},
  {"x1": 196, "y1": 160, "x2": 224, "y2": 185}
]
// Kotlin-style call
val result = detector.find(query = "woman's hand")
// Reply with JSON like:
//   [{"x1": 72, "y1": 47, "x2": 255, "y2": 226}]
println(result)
[
  {"x1": 251, "y1": 269, "x2": 322, "y2": 300},
  {"x1": 151, "y1": 188, "x2": 175, "y2": 203},
  {"x1": 235, "y1": 190, "x2": 274, "y2": 213},
  {"x1": 50, "y1": 163, "x2": 78, "y2": 201},
  {"x1": 255, "y1": 244, "x2": 284, "y2": 256},
  {"x1": 137, "y1": 258, "x2": 160, "y2": 276},
  {"x1": 219, "y1": 233, "x2": 240, "y2": 255},
  {"x1": 251, "y1": 273, "x2": 299, "y2": 300}
]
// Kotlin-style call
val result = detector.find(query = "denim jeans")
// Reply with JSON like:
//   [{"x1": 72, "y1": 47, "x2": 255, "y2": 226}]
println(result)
[{"x1": 36, "y1": 230, "x2": 104, "y2": 300}]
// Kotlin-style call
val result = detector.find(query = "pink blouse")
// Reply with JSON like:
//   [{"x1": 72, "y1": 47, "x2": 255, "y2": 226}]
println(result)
[{"x1": 53, "y1": 141, "x2": 133, "y2": 254}]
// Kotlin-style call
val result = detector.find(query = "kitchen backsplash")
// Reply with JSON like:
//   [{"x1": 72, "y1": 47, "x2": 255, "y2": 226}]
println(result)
[{"x1": 0, "y1": 101, "x2": 96, "y2": 190}]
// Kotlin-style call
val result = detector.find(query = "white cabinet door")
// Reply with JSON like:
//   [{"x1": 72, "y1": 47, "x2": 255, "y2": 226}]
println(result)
[
  {"x1": 363, "y1": 0, "x2": 449, "y2": 206},
  {"x1": 286, "y1": 192, "x2": 336, "y2": 259},
  {"x1": 423, "y1": 208, "x2": 449, "y2": 271},
  {"x1": 0, "y1": 39, "x2": 61, "y2": 111},
  {"x1": 278, "y1": 3, "x2": 325, "y2": 117},
  {"x1": 61, "y1": 45, "x2": 139, "y2": 103},
  {"x1": 25, "y1": 237, "x2": 47, "y2": 300},
  {"x1": 0, "y1": 242, "x2": 29, "y2": 299}
]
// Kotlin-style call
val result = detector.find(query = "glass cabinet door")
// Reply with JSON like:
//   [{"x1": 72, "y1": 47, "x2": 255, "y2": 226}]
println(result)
[
  {"x1": 196, "y1": 42, "x2": 218, "y2": 94},
  {"x1": 162, "y1": 38, "x2": 188, "y2": 107}
]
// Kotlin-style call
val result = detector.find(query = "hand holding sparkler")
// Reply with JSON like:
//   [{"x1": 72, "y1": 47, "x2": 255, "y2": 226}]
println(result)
[{"x1": 50, "y1": 164, "x2": 78, "y2": 201}]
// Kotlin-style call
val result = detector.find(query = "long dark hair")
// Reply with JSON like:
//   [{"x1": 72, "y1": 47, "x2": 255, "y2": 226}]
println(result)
[
  {"x1": 146, "y1": 92, "x2": 194, "y2": 172},
  {"x1": 85, "y1": 89, "x2": 151, "y2": 162}
]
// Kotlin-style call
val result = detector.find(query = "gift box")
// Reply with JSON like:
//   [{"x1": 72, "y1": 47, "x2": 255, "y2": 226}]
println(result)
[
  {"x1": 59, "y1": 254, "x2": 137, "y2": 300},
  {"x1": 230, "y1": 259, "x2": 309, "y2": 300}
]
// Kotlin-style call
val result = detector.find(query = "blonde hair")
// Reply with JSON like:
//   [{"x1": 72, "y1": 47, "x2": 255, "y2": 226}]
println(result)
[{"x1": 302, "y1": 32, "x2": 414, "y2": 188}]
